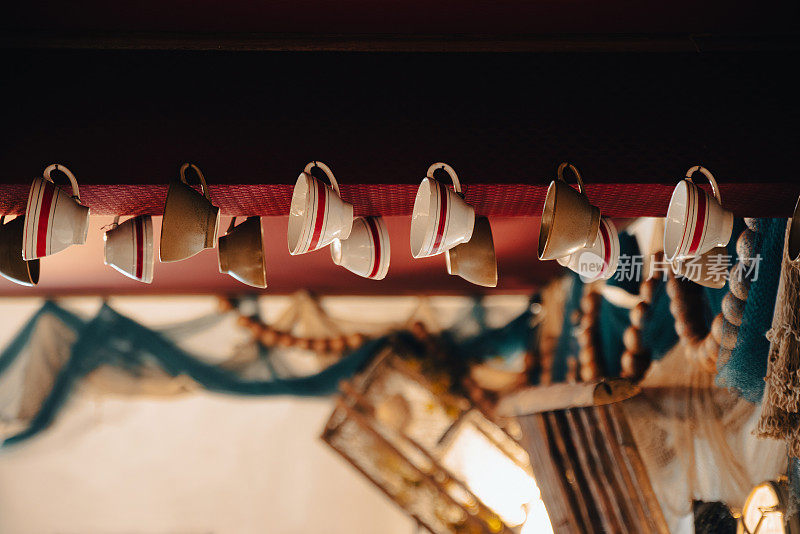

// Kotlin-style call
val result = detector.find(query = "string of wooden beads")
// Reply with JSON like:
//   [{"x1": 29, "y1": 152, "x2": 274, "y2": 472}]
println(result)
[
  {"x1": 219, "y1": 297, "x2": 369, "y2": 355},
  {"x1": 666, "y1": 220, "x2": 762, "y2": 372},
  {"x1": 577, "y1": 288, "x2": 602, "y2": 382},
  {"x1": 710, "y1": 219, "x2": 760, "y2": 368},
  {"x1": 620, "y1": 253, "x2": 662, "y2": 382}
]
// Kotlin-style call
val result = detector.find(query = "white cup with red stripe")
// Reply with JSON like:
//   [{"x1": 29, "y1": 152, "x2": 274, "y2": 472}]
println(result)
[
  {"x1": 103, "y1": 215, "x2": 154, "y2": 283},
  {"x1": 288, "y1": 161, "x2": 354, "y2": 255},
  {"x1": 330, "y1": 216, "x2": 390, "y2": 280},
  {"x1": 557, "y1": 217, "x2": 619, "y2": 281},
  {"x1": 664, "y1": 166, "x2": 733, "y2": 262},
  {"x1": 22, "y1": 164, "x2": 90, "y2": 260},
  {"x1": 410, "y1": 163, "x2": 475, "y2": 258}
]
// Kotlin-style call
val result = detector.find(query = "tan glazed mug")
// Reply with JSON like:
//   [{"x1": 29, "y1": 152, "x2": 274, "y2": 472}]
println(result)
[
  {"x1": 445, "y1": 216, "x2": 497, "y2": 287},
  {"x1": 23, "y1": 164, "x2": 90, "y2": 260},
  {"x1": 218, "y1": 216, "x2": 268, "y2": 289},
  {"x1": 538, "y1": 163, "x2": 601, "y2": 261},
  {"x1": 160, "y1": 163, "x2": 220, "y2": 263},
  {"x1": 0, "y1": 215, "x2": 40, "y2": 286}
]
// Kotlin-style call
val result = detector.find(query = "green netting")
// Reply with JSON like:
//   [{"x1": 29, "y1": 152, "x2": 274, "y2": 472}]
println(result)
[{"x1": 716, "y1": 218, "x2": 787, "y2": 403}]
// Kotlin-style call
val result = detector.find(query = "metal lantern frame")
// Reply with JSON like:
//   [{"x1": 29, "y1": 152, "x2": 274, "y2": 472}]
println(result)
[{"x1": 322, "y1": 339, "x2": 536, "y2": 534}]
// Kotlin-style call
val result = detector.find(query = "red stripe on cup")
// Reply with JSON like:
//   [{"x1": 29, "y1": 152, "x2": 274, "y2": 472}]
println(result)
[
  {"x1": 688, "y1": 188, "x2": 707, "y2": 255},
  {"x1": 676, "y1": 182, "x2": 693, "y2": 258},
  {"x1": 366, "y1": 217, "x2": 382, "y2": 279},
  {"x1": 431, "y1": 183, "x2": 448, "y2": 255},
  {"x1": 599, "y1": 221, "x2": 611, "y2": 277},
  {"x1": 135, "y1": 216, "x2": 144, "y2": 280},
  {"x1": 307, "y1": 179, "x2": 327, "y2": 251},
  {"x1": 35, "y1": 182, "x2": 55, "y2": 258}
]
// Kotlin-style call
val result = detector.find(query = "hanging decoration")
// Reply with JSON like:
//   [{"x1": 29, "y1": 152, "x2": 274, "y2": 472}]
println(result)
[
  {"x1": 160, "y1": 163, "x2": 220, "y2": 263},
  {"x1": 23, "y1": 164, "x2": 90, "y2": 260},
  {"x1": 103, "y1": 215, "x2": 155, "y2": 283}
]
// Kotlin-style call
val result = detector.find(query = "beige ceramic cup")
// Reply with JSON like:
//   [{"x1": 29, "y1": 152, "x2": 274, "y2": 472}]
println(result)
[
  {"x1": 104, "y1": 215, "x2": 154, "y2": 283},
  {"x1": 331, "y1": 216, "x2": 390, "y2": 280},
  {"x1": 664, "y1": 165, "x2": 733, "y2": 262},
  {"x1": 410, "y1": 163, "x2": 475, "y2": 258},
  {"x1": 538, "y1": 163, "x2": 601, "y2": 261},
  {"x1": 0, "y1": 215, "x2": 40, "y2": 286},
  {"x1": 669, "y1": 246, "x2": 730, "y2": 289},
  {"x1": 557, "y1": 217, "x2": 619, "y2": 281},
  {"x1": 218, "y1": 216, "x2": 267, "y2": 288},
  {"x1": 160, "y1": 163, "x2": 220, "y2": 263},
  {"x1": 22, "y1": 164, "x2": 90, "y2": 260},
  {"x1": 288, "y1": 161, "x2": 354, "y2": 256},
  {"x1": 445, "y1": 216, "x2": 497, "y2": 287}
]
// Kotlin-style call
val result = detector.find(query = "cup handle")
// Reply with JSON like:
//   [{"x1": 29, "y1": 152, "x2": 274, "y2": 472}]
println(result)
[
  {"x1": 304, "y1": 161, "x2": 341, "y2": 196},
  {"x1": 179, "y1": 163, "x2": 213, "y2": 201},
  {"x1": 112, "y1": 215, "x2": 121, "y2": 229},
  {"x1": 226, "y1": 216, "x2": 240, "y2": 233},
  {"x1": 43, "y1": 164, "x2": 81, "y2": 200},
  {"x1": 685, "y1": 165, "x2": 722, "y2": 204},
  {"x1": 557, "y1": 163, "x2": 585, "y2": 195},
  {"x1": 426, "y1": 163, "x2": 462, "y2": 194}
]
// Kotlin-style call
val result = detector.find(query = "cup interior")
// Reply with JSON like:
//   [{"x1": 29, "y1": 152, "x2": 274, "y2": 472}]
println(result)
[
  {"x1": 288, "y1": 173, "x2": 311, "y2": 252},
  {"x1": 664, "y1": 180, "x2": 690, "y2": 261},
  {"x1": 410, "y1": 179, "x2": 434, "y2": 256},
  {"x1": 537, "y1": 181, "x2": 557, "y2": 258},
  {"x1": 330, "y1": 239, "x2": 343, "y2": 265}
]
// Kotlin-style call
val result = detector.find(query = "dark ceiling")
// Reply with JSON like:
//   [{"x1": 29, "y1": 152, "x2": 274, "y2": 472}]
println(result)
[{"x1": 0, "y1": 1, "x2": 798, "y2": 294}]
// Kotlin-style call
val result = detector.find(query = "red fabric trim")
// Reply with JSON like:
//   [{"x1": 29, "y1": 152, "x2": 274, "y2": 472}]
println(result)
[{"x1": 0, "y1": 182, "x2": 793, "y2": 218}]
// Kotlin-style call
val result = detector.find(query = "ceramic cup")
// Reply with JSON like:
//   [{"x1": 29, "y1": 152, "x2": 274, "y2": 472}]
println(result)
[
  {"x1": 410, "y1": 163, "x2": 475, "y2": 258},
  {"x1": 445, "y1": 216, "x2": 497, "y2": 287},
  {"x1": 160, "y1": 163, "x2": 220, "y2": 263},
  {"x1": 22, "y1": 164, "x2": 90, "y2": 260},
  {"x1": 288, "y1": 161, "x2": 353, "y2": 256},
  {"x1": 218, "y1": 216, "x2": 267, "y2": 288},
  {"x1": 788, "y1": 195, "x2": 800, "y2": 261},
  {"x1": 0, "y1": 215, "x2": 40, "y2": 286},
  {"x1": 670, "y1": 246, "x2": 730, "y2": 289},
  {"x1": 331, "y1": 216, "x2": 390, "y2": 280},
  {"x1": 538, "y1": 163, "x2": 601, "y2": 261},
  {"x1": 664, "y1": 165, "x2": 733, "y2": 262},
  {"x1": 104, "y1": 215, "x2": 154, "y2": 283},
  {"x1": 557, "y1": 217, "x2": 619, "y2": 281}
]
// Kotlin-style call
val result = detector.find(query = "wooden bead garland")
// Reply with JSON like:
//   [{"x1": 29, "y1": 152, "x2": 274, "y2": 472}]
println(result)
[
  {"x1": 668, "y1": 219, "x2": 763, "y2": 372},
  {"x1": 620, "y1": 252, "x2": 663, "y2": 382},
  {"x1": 576, "y1": 289, "x2": 602, "y2": 382},
  {"x1": 220, "y1": 296, "x2": 370, "y2": 355}
]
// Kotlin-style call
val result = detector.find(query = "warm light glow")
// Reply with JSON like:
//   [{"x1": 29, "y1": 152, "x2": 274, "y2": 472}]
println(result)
[
  {"x1": 442, "y1": 424, "x2": 553, "y2": 532},
  {"x1": 743, "y1": 484, "x2": 786, "y2": 534}
]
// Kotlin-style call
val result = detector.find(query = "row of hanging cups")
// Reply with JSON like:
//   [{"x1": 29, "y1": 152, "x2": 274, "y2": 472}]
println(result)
[
  {"x1": 288, "y1": 161, "x2": 497, "y2": 287},
  {"x1": 539, "y1": 162, "x2": 735, "y2": 284},
  {"x1": 1, "y1": 160, "x2": 496, "y2": 289},
  {"x1": 0, "y1": 163, "x2": 266, "y2": 288}
]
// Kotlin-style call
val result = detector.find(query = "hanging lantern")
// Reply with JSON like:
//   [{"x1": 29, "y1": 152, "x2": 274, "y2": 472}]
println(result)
[
  {"x1": 738, "y1": 480, "x2": 800, "y2": 534},
  {"x1": 322, "y1": 339, "x2": 553, "y2": 534}
]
